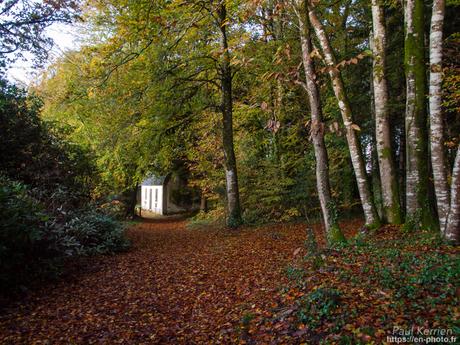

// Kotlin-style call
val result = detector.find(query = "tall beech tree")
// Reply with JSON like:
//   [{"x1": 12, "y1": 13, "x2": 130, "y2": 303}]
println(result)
[
  {"x1": 292, "y1": 0, "x2": 345, "y2": 243},
  {"x1": 371, "y1": 0, "x2": 402, "y2": 224},
  {"x1": 404, "y1": 0, "x2": 435, "y2": 228},
  {"x1": 217, "y1": 2, "x2": 242, "y2": 227},
  {"x1": 429, "y1": 0, "x2": 449, "y2": 232},
  {"x1": 429, "y1": 0, "x2": 459, "y2": 243},
  {"x1": 308, "y1": 2, "x2": 380, "y2": 228}
]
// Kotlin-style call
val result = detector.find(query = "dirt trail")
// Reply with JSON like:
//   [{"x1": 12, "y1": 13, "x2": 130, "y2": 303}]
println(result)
[{"x1": 0, "y1": 217, "x2": 358, "y2": 344}]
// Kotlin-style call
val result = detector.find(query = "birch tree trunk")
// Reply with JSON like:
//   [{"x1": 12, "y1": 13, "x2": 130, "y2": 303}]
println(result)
[
  {"x1": 429, "y1": 0, "x2": 449, "y2": 232},
  {"x1": 294, "y1": 2, "x2": 345, "y2": 243},
  {"x1": 404, "y1": 0, "x2": 435, "y2": 229},
  {"x1": 308, "y1": 5, "x2": 380, "y2": 228},
  {"x1": 445, "y1": 148, "x2": 460, "y2": 244},
  {"x1": 369, "y1": 31, "x2": 384, "y2": 219},
  {"x1": 218, "y1": 4, "x2": 242, "y2": 227},
  {"x1": 371, "y1": 0, "x2": 402, "y2": 224}
]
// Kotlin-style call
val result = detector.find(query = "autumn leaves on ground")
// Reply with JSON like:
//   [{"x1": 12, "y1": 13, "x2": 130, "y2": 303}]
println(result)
[{"x1": 1, "y1": 217, "x2": 458, "y2": 345}]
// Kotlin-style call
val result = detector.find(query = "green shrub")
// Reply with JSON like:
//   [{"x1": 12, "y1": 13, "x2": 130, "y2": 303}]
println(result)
[
  {"x1": 0, "y1": 176, "x2": 56, "y2": 290},
  {"x1": 63, "y1": 209, "x2": 130, "y2": 255},
  {"x1": 285, "y1": 265, "x2": 306, "y2": 281},
  {"x1": 297, "y1": 288, "x2": 342, "y2": 329},
  {"x1": 187, "y1": 208, "x2": 226, "y2": 229},
  {"x1": 0, "y1": 176, "x2": 130, "y2": 293}
]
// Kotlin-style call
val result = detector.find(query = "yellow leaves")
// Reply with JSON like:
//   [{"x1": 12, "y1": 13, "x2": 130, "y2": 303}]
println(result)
[
  {"x1": 87, "y1": 87, "x2": 96, "y2": 99},
  {"x1": 326, "y1": 52, "x2": 369, "y2": 73},
  {"x1": 230, "y1": 56, "x2": 254, "y2": 68},
  {"x1": 261, "y1": 71, "x2": 279, "y2": 81},
  {"x1": 136, "y1": 118, "x2": 149, "y2": 128},
  {"x1": 89, "y1": 56, "x2": 103, "y2": 69},
  {"x1": 309, "y1": 48, "x2": 322, "y2": 59}
]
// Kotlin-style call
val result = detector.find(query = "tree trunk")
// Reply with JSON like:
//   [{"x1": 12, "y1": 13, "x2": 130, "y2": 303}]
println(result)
[
  {"x1": 200, "y1": 194, "x2": 208, "y2": 213},
  {"x1": 308, "y1": 5, "x2": 380, "y2": 228},
  {"x1": 369, "y1": 29, "x2": 383, "y2": 219},
  {"x1": 371, "y1": 0, "x2": 402, "y2": 224},
  {"x1": 123, "y1": 184, "x2": 138, "y2": 219},
  {"x1": 404, "y1": 0, "x2": 435, "y2": 229},
  {"x1": 295, "y1": 2, "x2": 345, "y2": 243},
  {"x1": 218, "y1": 4, "x2": 242, "y2": 227},
  {"x1": 396, "y1": 126, "x2": 406, "y2": 212},
  {"x1": 427, "y1": 0, "x2": 459, "y2": 243},
  {"x1": 445, "y1": 148, "x2": 460, "y2": 244},
  {"x1": 429, "y1": 0, "x2": 449, "y2": 232}
]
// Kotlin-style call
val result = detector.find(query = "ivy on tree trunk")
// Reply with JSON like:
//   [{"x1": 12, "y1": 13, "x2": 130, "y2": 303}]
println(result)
[{"x1": 404, "y1": 0, "x2": 436, "y2": 230}]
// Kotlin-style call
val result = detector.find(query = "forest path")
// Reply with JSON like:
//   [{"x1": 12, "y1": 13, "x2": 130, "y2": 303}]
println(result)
[
  {"x1": 0, "y1": 217, "x2": 359, "y2": 344},
  {"x1": 0, "y1": 217, "x2": 300, "y2": 344}
]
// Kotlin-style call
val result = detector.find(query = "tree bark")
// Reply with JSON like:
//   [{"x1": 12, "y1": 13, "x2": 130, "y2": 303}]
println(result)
[
  {"x1": 121, "y1": 184, "x2": 138, "y2": 219},
  {"x1": 308, "y1": 5, "x2": 380, "y2": 228},
  {"x1": 371, "y1": 0, "x2": 402, "y2": 224},
  {"x1": 200, "y1": 194, "x2": 208, "y2": 213},
  {"x1": 218, "y1": 4, "x2": 242, "y2": 227},
  {"x1": 429, "y1": 0, "x2": 449, "y2": 232},
  {"x1": 294, "y1": 2, "x2": 345, "y2": 243},
  {"x1": 404, "y1": 0, "x2": 435, "y2": 229},
  {"x1": 445, "y1": 148, "x2": 460, "y2": 244}
]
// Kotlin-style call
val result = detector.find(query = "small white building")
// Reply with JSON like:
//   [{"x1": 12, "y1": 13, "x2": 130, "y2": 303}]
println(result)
[
  {"x1": 140, "y1": 173, "x2": 197, "y2": 215},
  {"x1": 141, "y1": 175, "x2": 169, "y2": 215}
]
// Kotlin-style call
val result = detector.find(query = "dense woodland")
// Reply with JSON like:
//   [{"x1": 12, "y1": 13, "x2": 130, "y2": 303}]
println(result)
[
  {"x1": 32, "y1": 0, "x2": 459, "y2": 238},
  {"x1": 0, "y1": 0, "x2": 459, "y2": 343}
]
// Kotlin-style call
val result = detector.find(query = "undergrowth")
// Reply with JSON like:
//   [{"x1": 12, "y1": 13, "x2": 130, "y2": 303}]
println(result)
[{"x1": 275, "y1": 227, "x2": 460, "y2": 344}]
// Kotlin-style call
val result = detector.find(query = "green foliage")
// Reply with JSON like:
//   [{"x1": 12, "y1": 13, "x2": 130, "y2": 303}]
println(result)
[
  {"x1": 0, "y1": 78, "x2": 96, "y2": 208},
  {"x1": 32, "y1": 0, "x2": 459, "y2": 235},
  {"x1": 285, "y1": 265, "x2": 306, "y2": 281},
  {"x1": 281, "y1": 229, "x2": 459, "y2": 342},
  {"x1": 304, "y1": 227, "x2": 319, "y2": 256},
  {"x1": 297, "y1": 288, "x2": 343, "y2": 329},
  {"x1": 0, "y1": 175, "x2": 130, "y2": 292},
  {"x1": 335, "y1": 232, "x2": 460, "y2": 332},
  {"x1": 366, "y1": 250, "x2": 460, "y2": 300},
  {"x1": 37, "y1": 0, "x2": 366, "y2": 225},
  {"x1": 0, "y1": 176, "x2": 55, "y2": 290},
  {"x1": 0, "y1": 77, "x2": 130, "y2": 293},
  {"x1": 241, "y1": 312, "x2": 255, "y2": 327},
  {"x1": 227, "y1": 213, "x2": 243, "y2": 229},
  {"x1": 325, "y1": 201, "x2": 347, "y2": 245},
  {"x1": 62, "y1": 209, "x2": 130, "y2": 256},
  {"x1": 187, "y1": 208, "x2": 226, "y2": 229}
]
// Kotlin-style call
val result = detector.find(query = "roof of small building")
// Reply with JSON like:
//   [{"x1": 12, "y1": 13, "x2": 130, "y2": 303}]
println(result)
[{"x1": 141, "y1": 174, "x2": 168, "y2": 186}]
